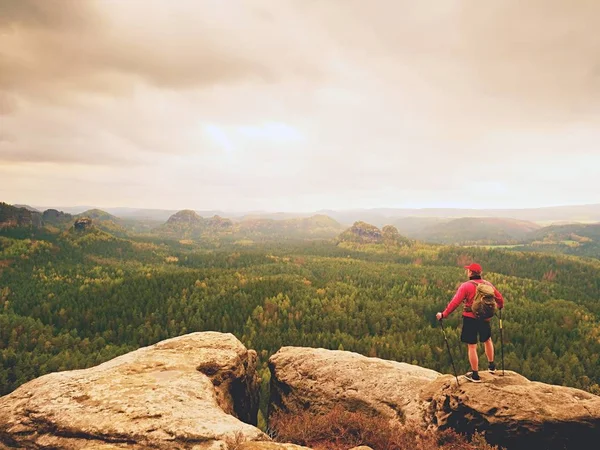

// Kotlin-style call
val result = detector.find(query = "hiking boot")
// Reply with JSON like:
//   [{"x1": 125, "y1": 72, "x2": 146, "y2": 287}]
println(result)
[
  {"x1": 488, "y1": 362, "x2": 496, "y2": 373},
  {"x1": 465, "y1": 371, "x2": 482, "y2": 383}
]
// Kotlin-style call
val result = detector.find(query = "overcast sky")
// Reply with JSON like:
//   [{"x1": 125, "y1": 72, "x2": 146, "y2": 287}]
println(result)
[{"x1": 1, "y1": 0, "x2": 599, "y2": 212}]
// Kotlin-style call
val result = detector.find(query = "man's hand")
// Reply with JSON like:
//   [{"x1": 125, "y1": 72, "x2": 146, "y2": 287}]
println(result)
[{"x1": 436, "y1": 312, "x2": 443, "y2": 321}]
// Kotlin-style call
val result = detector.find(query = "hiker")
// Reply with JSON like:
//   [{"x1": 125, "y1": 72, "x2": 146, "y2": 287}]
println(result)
[{"x1": 436, "y1": 263, "x2": 504, "y2": 382}]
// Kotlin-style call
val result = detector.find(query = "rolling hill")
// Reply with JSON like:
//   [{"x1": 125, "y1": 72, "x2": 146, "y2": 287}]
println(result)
[
  {"x1": 0, "y1": 202, "x2": 43, "y2": 229},
  {"x1": 407, "y1": 217, "x2": 542, "y2": 245},
  {"x1": 13, "y1": 204, "x2": 40, "y2": 212},
  {"x1": 337, "y1": 221, "x2": 412, "y2": 247},
  {"x1": 157, "y1": 210, "x2": 233, "y2": 239},
  {"x1": 237, "y1": 214, "x2": 343, "y2": 239},
  {"x1": 390, "y1": 217, "x2": 451, "y2": 235},
  {"x1": 156, "y1": 211, "x2": 343, "y2": 241},
  {"x1": 71, "y1": 209, "x2": 128, "y2": 237},
  {"x1": 320, "y1": 203, "x2": 600, "y2": 225},
  {"x1": 516, "y1": 222, "x2": 600, "y2": 259}
]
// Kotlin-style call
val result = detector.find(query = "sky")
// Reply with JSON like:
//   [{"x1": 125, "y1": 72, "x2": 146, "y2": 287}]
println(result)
[{"x1": 1, "y1": 0, "x2": 599, "y2": 212}]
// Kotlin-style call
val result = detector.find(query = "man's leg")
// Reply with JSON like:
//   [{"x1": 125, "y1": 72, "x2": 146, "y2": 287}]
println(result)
[
  {"x1": 480, "y1": 320, "x2": 496, "y2": 371},
  {"x1": 484, "y1": 338, "x2": 494, "y2": 363},
  {"x1": 463, "y1": 319, "x2": 482, "y2": 382},
  {"x1": 467, "y1": 343, "x2": 479, "y2": 371}
]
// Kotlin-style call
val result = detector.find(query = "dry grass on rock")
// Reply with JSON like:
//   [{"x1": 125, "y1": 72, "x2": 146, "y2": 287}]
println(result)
[{"x1": 270, "y1": 406, "x2": 503, "y2": 450}]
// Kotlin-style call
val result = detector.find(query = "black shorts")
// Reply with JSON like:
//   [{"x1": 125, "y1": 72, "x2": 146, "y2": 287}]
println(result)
[{"x1": 461, "y1": 317, "x2": 492, "y2": 344}]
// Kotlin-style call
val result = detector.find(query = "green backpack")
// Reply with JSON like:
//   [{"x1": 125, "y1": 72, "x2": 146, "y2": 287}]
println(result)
[{"x1": 469, "y1": 281, "x2": 498, "y2": 320}]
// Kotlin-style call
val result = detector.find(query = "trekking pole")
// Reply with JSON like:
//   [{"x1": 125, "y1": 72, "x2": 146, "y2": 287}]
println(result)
[
  {"x1": 439, "y1": 318, "x2": 460, "y2": 386},
  {"x1": 499, "y1": 308, "x2": 505, "y2": 376}
]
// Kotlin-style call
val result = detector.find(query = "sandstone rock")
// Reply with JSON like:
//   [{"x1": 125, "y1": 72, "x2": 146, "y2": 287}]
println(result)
[
  {"x1": 0, "y1": 332, "x2": 266, "y2": 449},
  {"x1": 421, "y1": 371, "x2": 600, "y2": 450},
  {"x1": 337, "y1": 221, "x2": 383, "y2": 244},
  {"x1": 74, "y1": 217, "x2": 93, "y2": 231},
  {"x1": 269, "y1": 347, "x2": 440, "y2": 425}
]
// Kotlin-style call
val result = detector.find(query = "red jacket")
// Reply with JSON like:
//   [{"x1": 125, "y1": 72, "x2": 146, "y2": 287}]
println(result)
[{"x1": 442, "y1": 278, "x2": 504, "y2": 320}]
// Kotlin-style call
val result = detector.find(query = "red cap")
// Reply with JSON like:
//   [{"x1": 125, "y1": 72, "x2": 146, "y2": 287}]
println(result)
[{"x1": 464, "y1": 263, "x2": 482, "y2": 272}]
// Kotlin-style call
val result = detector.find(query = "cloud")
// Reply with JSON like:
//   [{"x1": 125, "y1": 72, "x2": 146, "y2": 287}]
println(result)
[
  {"x1": 4, "y1": 0, "x2": 599, "y2": 118},
  {"x1": 0, "y1": 0, "x2": 95, "y2": 29},
  {"x1": 296, "y1": 0, "x2": 600, "y2": 127},
  {"x1": 0, "y1": 0, "x2": 327, "y2": 101},
  {"x1": 0, "y1": 92, "x2": 18, "y2": 115},
  {"x1": 459, "y1": 1, "x2": 600, "y2": 106},
  {"x1": 0, "y1": 0, "x2": 330, "y2": 166},
  {"x1": 1, "y1": 0, "x2": 599, "y2": 210}
]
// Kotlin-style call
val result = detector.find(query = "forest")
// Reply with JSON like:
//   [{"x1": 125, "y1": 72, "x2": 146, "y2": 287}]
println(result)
[{"x1": 1, "y1": 207, "x2": 600, "y2": 426}]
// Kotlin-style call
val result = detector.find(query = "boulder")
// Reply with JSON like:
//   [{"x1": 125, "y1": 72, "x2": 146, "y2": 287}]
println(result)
[
  {"x1": 269, "y1": 347, "x2": 440, "y2": 425},
  {"x1": 422, "y1": 370, "x2": 600, "y2": 450},
  {"x1": 0, "y1": 332, "x2": 266, "y2": 449},
  {"x1": 3, "y1": 338, "x2": 599, "y2": 450}
]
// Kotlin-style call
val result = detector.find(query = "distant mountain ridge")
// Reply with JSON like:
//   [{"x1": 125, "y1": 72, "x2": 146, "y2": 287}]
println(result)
[
  {"x1": 5, "y1": 202, "x2": 600, "y2": 257},
  {"x1": 404, "y1": 217, "x2": 542, "y2": 245},
  {"x1": 158, "y1": 210, "x2": 343, "y2": 240},
  {"x1": 13, "y1": 204, "x2": 40, "y2": 212},
  {"x1": 320, "y1": 204, "x2": 600, "y2": 226},
  {"x1": 527, "y1": 222, "x2": 600, "y2": 242},
  {"x1": 29, "y1": 203, "x2": 600, "y2": 225},
  {"x1": 516, "y1": 222, "x2": 600, "y2": 259}
]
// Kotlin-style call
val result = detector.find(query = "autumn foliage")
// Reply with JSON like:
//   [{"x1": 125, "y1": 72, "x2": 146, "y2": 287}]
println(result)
[{"x1": 270, "y1": 406, "x2": 502, "y2": 450}]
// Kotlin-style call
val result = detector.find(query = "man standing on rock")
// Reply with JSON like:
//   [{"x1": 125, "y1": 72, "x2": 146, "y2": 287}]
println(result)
[{"x1": 436, "y1": 263, "x2": 504, "y2": 382}]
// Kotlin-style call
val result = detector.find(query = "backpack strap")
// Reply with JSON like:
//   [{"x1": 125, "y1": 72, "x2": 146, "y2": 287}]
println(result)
[{"x1": 464, "y1": 281, "x2": 479, "y2": 312}]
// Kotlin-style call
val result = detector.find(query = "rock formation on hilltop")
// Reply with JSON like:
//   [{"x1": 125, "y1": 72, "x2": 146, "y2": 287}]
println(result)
[
  {"x1": 422, "y1": 371, "x2": 600, "y2": 450},
  {"x1": 0, "y1": 332, "x2": 266, "y2": 449},
  {"x1": 159, "y1": 212, "x2": 341, "y2": 240},
  {"x1": 337, "y1": 221, "x2": 383, "y2": 244},
  {"x1": 269, "y1": 347, "x2": 600, "y2": 450},
  {"x1": 1, "y1": 333, "x2": 600, "y2": 450},
  {"x1": 337, "y1": 221, "x2": 411, "y2": 246},
  {"x1": 73, "y1": 217, "x2": 93, "y2": 231},
  {"x1": 73, "y1": 210, "x2": 128, "y2": 236},
  {"x1": 269, "y1": 347, "x2": 439, "y2": 425}
]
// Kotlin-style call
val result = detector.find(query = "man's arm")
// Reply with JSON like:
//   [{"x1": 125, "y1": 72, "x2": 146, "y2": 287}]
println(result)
[
  {"x1": 494, "y1": 286, "x2": 504, "y2": 309},
  {"x1": 437, "y1": 283, "x2": 469, "y2": 319}
]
